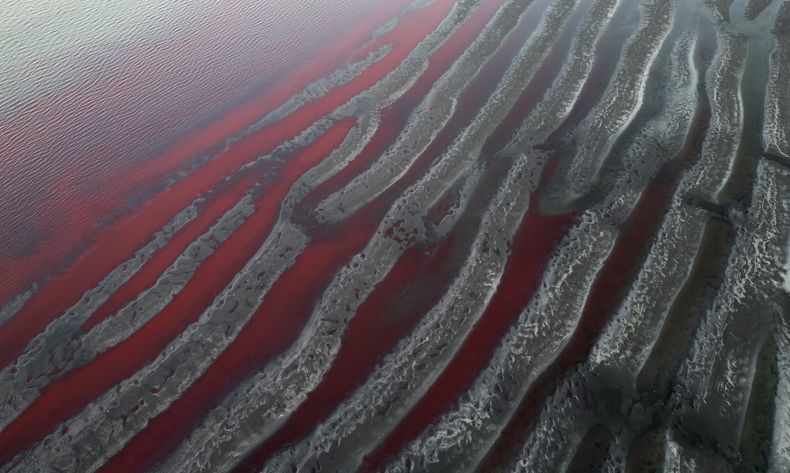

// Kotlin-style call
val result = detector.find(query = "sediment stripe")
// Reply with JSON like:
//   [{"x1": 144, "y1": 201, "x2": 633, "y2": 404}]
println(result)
[
  {"x1": 260, "y1": 2, "x2": 614, "y2": 469},
  {"x1": 290, "y1": 0, "x2": 492, "y2": 210},
  {"x1": 261, "y1": 153, "x2": 543, "y2": 473},
  {"x1": 675, "y1": 159, "x2": 789, "y2": 455},
  {"x1": 0, "y1": 120, "x2": 356, "y2": 471},
  {"x1": 0, "y1": 291, "x2": 32, "y2": 330},
  {"x1": 80, "y1": 173, "x2": 262, "y2": 332},
  {"x1": 686, "y1": 30, "x2": 748, "y2": 197},
  {"x1": 479, "y1": 0, "x2": 596, "y2": 156},
  {"x1": 0, "y1": 202, "x2": 198, "y2": 370},
  {"x1": 561, "y1": 0, "x2": 677, "y2": 204},
  {"x1": 0, "y1": 187, "x2": 255, "y2": 432},
  {"x1": 587, "y1": 31, "x2": 701, "y2": 378},
  {"x1": 0, "y1": 39, "x2": 392, "y2": 315},
  {"x1": 0, "y1": 45, "x2": 391, "y2": 371},
  {"x1": 0, "y1": 203, "x2": 196, "y2": 353},
  {"x1": 717, "y1": 0, "x2": 778, "y2": 206},
  {"x1": 771, "y1": 310, "x2": 790, "y2": 472},
  {"x1": 500, "y1": 0, "x2": 621, "y2": 152},
  {"x1": 317, "y1": 0, "x2": 540, "y2": 222},
  {"x1": 74, "y1": 194, "x2": 254, "y2": 352},
  {"x1": 763, "y1": 27, "x2": 790, "y2": 159},
  {"x1": 539, "y1": 0, "x2": 641, "y2": 149},
  {"x1": 384, "y1": 43, "x2": 700, "y2": 466}
]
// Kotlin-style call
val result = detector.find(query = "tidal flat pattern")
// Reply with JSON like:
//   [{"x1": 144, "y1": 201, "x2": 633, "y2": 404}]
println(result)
[{"x1": 0, "y1": 0, "x2": 789, "y2": 471}]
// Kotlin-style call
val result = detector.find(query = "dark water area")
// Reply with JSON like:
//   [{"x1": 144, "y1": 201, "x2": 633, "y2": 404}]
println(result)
[{"x1": 1, "y1": 0, "x2": 789, "y2": 472}]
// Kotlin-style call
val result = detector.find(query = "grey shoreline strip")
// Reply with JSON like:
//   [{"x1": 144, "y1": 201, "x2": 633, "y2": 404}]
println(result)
[
  {"x1": 263, "y1": 0, "x2": 627, "y2": 470},
  {"x1": 513, "y1": 23, "x2": 785, "y2": 473},
  {"x1": 0, "y1": 201, "x2": 200, "y2": 429},
  {"x1": 2, "y1": 0, "x2": 490, "y2": 468},
  {"x1": 0, "y1": 114, "x2": 374, "y2": 473},
  {"x1": 0, "y1": 44, "x2": 392, "y2": 325},
  {"x1": 0, "y1": 192, "x2": 256, "y2": 432},
  {"x1": 316, "y1": 0, "x2": 543, "y2": 223},
  {"x1": 386, "y1": 15, "x2": 704, "y2": 471},
  {"x1": 561, "y1": 0, "x2": 678, "y2": 203},
  {"x1": 0, "y1": 43, "x2": 395, "y2": 432},
  {"x1": 187, "y1": 1, "x2": 598, "y2": 464}
]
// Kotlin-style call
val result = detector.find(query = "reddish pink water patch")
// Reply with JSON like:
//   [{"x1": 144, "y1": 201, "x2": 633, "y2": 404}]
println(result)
[
  {"x1": 0, "y1": 119, "x2": 357, "y2": 464},
  {"x1": 304, "y1": 0, "x2": 504, "y2": 208},
  {"x1": 80, "y1": 173, "x2": 259, "y2": 333},
  {"x1": 0, "y1": 0, "x2": 412, "y2": 304},
  {"x1": 231, "y1": 236, "x2": 457, "y2": 472},
  {"x1": 233, "y1": 160, "x2": 517, "y2": 473},
  {"x1": 94, "y1": 2, "x2": 517, "y2": 470},
  {"x1": 478, "y1": 67, "x2": 713, "y2": 473},
  {"x1": 0, "y1": 0, "x2": 450, "y2": 371},
  {"x1": 358, "y1": 159, "x2": 577, "y2": 472}
]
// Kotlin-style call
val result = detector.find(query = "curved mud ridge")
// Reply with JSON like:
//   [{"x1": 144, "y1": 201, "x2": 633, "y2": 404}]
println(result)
[{"x1": 0, "y1": 0, "x2": 789, "y2": 472}]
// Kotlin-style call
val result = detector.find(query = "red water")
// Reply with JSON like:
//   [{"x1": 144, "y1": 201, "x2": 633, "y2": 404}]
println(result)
[
  {"x1": 0, "y1": 0, "x2": 706, "y2": 471},
  {"x1": 477, "y1": 20, "x2": 716, "y2": 472},
  {"x1": 0, "y1": 119, "x2": 357, "y2": 464},
  {"x1": 359, "y1": 157, "x2": 576, "y2": 472},
  {"x1": 0, "y1": 0, "x2": 410, "y2": 303},
  {"x1": 0, "y1": 0, "x2": 434, "y2": 371},
  {"x1": 93, "y1": 2, "x2": 519, "y2": 470}
]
